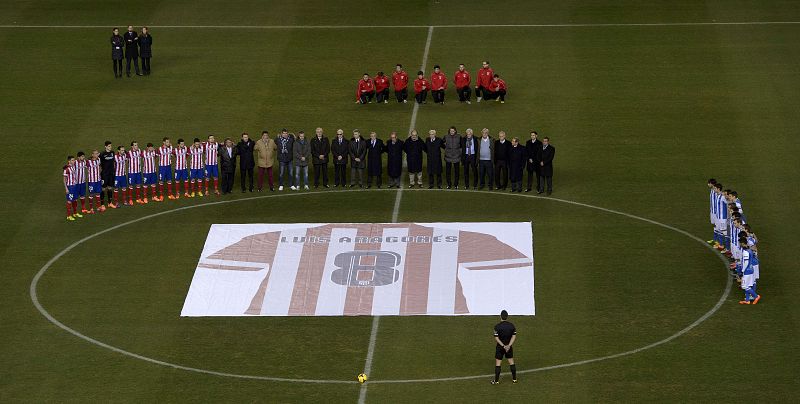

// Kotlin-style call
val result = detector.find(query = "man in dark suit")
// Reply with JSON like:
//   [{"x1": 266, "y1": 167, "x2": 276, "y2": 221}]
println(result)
[
  {"x1": 236, "y1": 132, "x2": 255, "y2": 192},
  {"x1": 385, "y1": 132, "x2": 404, "y2": 188},
  {"x1": 349, "y1": 130, "x2": 367, "y2": 188},
  {"x1": 310, "y1": 127, "x2": 330, "y2": 188},
  {"x1": 219, "y1": 138, "x2": 237, "y2": 194},
  {"x1": 403, "y1": 130, "x2": 424, "y2": 188},
  {"x1": 525, "y1": 131, "x2": 542, "y2": 192},
  {"x1": 461, "y1": 128, "x2": 479, "y2": 190},
  {"x1": 508, "y1": 137, "x2": 528, "y2": 192},
  {"x1": 366, "y1": 131, "x2": 384, "y2": 188},
  {"x1": 424, "y1": 129, "x2": 445, "y2": 189},
  {"x1": 331, "y1": 129, "x2": 349, "y2": 187},
  {"x1": 123, "y1": 25, "x2": 142, "y2": 77},
  {"x1": 494, "y1": 131, "x2": 511, "y2": 190},
  {"x1": 538, "y1": 136, "x2": 556, "y2": 195}
]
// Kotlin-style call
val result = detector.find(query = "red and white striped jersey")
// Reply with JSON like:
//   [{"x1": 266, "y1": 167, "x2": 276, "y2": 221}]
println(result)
[
  {"x1": 173, "y1": 146, "x2": 188, "y2": 170},
  {"x1": 142, "y1": 150, "x2": 157, "y2": 174},
  {"x1": 127, "y1": 149, "x2": 143, "y2": 173},
  {"x1": 182, "y1": 223, "x2": 535, "y2": 317},
  {"x1": 87, "y1": 158, "x2": 101, "y2": 182},
  {"x1": 63, "y1": 164, "x2": 77, "y2": 186},
  {"x1": 189, "y1": 145, "x2": 205, "y2": 169},
  {"x1": 204, "y1": 141, "x2": 219, "y2": 165},
  {"x1": 157, "y1": 145, "x2": 173, "y2": 167},
  {"x1": 73, "y1": 159, "x2": 87, "y2": 184},
  {"x1": 114, "y1": 153, "x2": 128, "y2": 176}
]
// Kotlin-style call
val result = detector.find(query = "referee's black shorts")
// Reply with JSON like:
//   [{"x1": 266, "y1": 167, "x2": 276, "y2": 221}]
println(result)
[{"x1": 495, "y1": 345, "x2": 514, "y2": 360}]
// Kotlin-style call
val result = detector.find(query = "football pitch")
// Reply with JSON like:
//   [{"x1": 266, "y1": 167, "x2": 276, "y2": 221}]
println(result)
[{"x1": 2, "y1": 1, "x2": 799, "y2": 402}]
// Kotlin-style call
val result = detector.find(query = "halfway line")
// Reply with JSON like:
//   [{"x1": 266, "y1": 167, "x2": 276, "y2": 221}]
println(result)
[{"x1": 358, "y1": 25, "x2": 434, "y2": 404}]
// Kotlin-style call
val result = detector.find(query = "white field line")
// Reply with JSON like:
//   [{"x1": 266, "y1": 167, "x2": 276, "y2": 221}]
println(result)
[
  {"x1": 358, "y1": 25, "x2": 435, "y2": 404},
  {"x1": 2, "y1": 21, "x2": 800, "y2": 29}
]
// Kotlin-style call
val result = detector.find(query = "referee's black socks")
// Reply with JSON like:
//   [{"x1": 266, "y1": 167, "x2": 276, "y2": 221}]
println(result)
[
  {"x1": 510, "y1": 364, "x2": 517, "y2": 380},
  {"x1": 494, "y1": 366, "x2": 501, "y2": 382}
]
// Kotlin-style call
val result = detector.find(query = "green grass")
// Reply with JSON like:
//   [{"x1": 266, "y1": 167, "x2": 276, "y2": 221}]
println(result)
[{"x1": 2, "y1": 1, "x2": 800, "y2": 402}]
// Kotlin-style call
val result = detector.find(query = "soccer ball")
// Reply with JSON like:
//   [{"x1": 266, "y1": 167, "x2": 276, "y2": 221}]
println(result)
[{"x1": 357, "y1": 373, "x2": 368, "y2": 383}]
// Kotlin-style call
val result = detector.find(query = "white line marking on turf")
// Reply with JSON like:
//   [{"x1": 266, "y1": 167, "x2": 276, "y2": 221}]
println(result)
[
  {"x1": 2, "y1": 21, "x2": 799, "y2": 29},
  {"x1": 359, "y1": 24, "x2": 435, "y2": 404},
  {"x1": 30, "y1": 189, "x2": 732, "y2": 385}
]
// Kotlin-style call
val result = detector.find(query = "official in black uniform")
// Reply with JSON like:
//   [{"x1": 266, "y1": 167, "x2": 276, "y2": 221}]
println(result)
[
  {"x1": 538, "y1": 136, "x2": 556, "y2": 195},
  {"x1": 492, "y1": 310, "x2": 517, "y2": 385},
  {"x1": 525, "y1": 131, "x2": 542, "y2": 192},
  {"x1": 139, "y1": 26, "x2": 152, "y2": 75},
  {"x1": 99, "y1": 141, "x2": 116, "y2": 206},
  {"x1": 123, "y1": 25, "x2": 142, "y2": 77},
  {"x1": 236, "y1": 132, "x2": 255, "y2": 192},
  {"x1": 110, "y1": 28, "x2": 124, "y2": 78}
]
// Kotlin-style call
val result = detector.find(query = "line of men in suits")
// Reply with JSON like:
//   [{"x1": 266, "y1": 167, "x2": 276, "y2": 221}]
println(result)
[
  {"x1": 109, "y1": 25, "x2": 153, "y2": 78},
  {"x1": 250, "y1": 127, "x2": 555, "y2": 194}
]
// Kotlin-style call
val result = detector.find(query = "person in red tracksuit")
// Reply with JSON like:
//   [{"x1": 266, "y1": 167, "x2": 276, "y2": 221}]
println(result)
[
  {"x1": 392, "y1": 64, "x2": 409, "y2": 103},
  {"x1": 374, "y1": 71, "x2": 390, "y2": 104},
  {"x1": 430, "y1": 65, "x2": 448, "y2": 105},
  {"x1": 486, "y1": 74, "x2": 508, "y2": 103},
  {"x1": 454, "y1": 63, "x2": 472, "y2": 104},
  {"x1": 475, "y1": 61, "x2": 494, "y2": 102},
  {"x1": 414, "y1": 70, "x2": 430, "y2": 104},
  {"x1": 356, "y1": 73, "x2": 375, "y2": 104}
]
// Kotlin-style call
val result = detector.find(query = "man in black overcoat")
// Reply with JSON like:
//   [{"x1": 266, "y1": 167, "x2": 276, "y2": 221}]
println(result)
[
  {"x1": 538, "y1": 136, "x2": 556, "y2": 195},
  {"x1": 508, "y1": 137, "x2": 528, "y2": 192},
  {"x1": 525, "y1": 131, "x2": 542, "y2": 192},
  {"x1": 236, "y1": 132, "x2": 255, "y2": 192},
  {"x1": 331, "y1": 129, "x2": 349, "y2": 187},
  {"x1": 123, "y1": 25, "x2": 142, "y2": 77},
  {"x1": 403, "y1": 130, "x2": 424, "y2": 188},
  {"x1": 385, "y1": 132, "x2": 404, "y2": 188},
  {"x1": 366, "y1": 131, "x2": 385, "y2": 188},
  {"x1": 219, "y1": 138, "x2": 237, "y2": 194},
  {"x1": 424, "y1": 129, "x2": 445, "y2": 189}
]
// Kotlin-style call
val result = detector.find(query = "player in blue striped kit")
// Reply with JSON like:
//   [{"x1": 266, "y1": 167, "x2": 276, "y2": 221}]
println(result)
[
  {"x1": 707, "y1": 179, "x2": 718, "y2": 244},
  {"x1": 713, "y1": 184, "x2": 728, "y2": 251},
  {"x1": 736, "y1": 237, "x2": 761, "y2": 305}
]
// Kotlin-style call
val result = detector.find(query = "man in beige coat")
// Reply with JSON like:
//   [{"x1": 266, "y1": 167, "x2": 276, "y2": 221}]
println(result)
[{"x1": 254, "y1": 130, "x2": 277, "y2": 191}]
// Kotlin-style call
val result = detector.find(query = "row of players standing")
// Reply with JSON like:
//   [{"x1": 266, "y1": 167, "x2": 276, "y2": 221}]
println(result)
[
  {"x1": 356, "y1": 62, "x2": 507, "y2": 105},
  {"x1": 255, "y1": 128, "x2": 554, "y2": 193},
  {"x1": 110, "y1": 26, "x2": 153, "y2": 78}
]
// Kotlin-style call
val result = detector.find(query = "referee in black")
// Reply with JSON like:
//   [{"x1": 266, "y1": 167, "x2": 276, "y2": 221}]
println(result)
[{"x1": 492, "y1": 310, "x2": 517, "y2": 384}]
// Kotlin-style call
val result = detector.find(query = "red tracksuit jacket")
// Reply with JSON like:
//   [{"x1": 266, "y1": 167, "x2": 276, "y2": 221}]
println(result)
[
  {"x1": 414, "y1": 78, "x2": 430, "y2": 94},
  {"x1": 477, "y1": 67, "x2": 494, "y2": 88},
  {"x1": 491, "y1": 78, "x2": 507, "y2": 92},
  {"x1": 430, "y1": 71, "x2": 447, "y2": 91},
  {"x1": 356, "y1": 78, "x2": 375, "y2": 100},
  {"x1": 392, "y1": 71, "x2": 409, "y2": 90},
  {"x1": 454, "y1": 70, "x2": 471, "y2": 88},
  {"x1": 374, "y1": 75, "x2": 389, "y2": 92}
]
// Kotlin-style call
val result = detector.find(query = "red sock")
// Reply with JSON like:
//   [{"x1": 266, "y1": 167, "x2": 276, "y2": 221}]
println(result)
[
  {"x1": 71, "y1": 201, "x2": 78, "y2": 213},
  {"x1": 205, "y1": 179, "x2": 209, "y2": 193},
  {"x1": 95, "y1": 194, "x2": 101, "y2": 209},
  {"x1": 151, "y1": 185, "x2": 156, "y2": 199},
  {"x1": 113, "y1": 190, "x2": 119, "y2": 204},
  {"x1": 66, "y1": 201, "x2": 72, "y2": 217},
  {"x1": 173, "y1": 181, "x2": 179, "y2": 195},
  {"x1": 159, "y1": 183, "x2": 164, "y2": 198},
  {"x1": 80, "y1": 198, "x2": 86, "y2": 210},
  {"x1": 184, "y1": 181, "x2": 189, "y2": 194},
  {"x1": 214, "y1": 178, "x2": 219, "y2": 191}
]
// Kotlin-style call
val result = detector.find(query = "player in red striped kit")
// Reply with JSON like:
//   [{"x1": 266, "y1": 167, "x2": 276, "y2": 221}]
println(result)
[
  {"x1": 141, "y1": 143, "x2": 158, "y2": 203},
  {"x1": 454, "y1": 64, "x2": 472, "y2": 104},
  {"x1": 189, "y1": 138, "x2": 205, "y2": 197},
  {"x1": 63, "y1": 156, "x2": 82, "y2": 221},
  {"x1": 86, "y1": 150, "x2": 104, "y2": 213},
  {"x1": 126, "y1": 141, "x2": 144, "y2": 204},
  {"x1": 157, "y1": 137, "x2": 175, "y2": 200},
  {"x1": 74, "y1": 151, "x2": 89, "y2": 214},
  {"x1": 111, "y1": 146, "x2": 129, "y2": 208},
  {"x1": 204, "y1": 135, "x2": 221, "y2": 196},
  {"x1": 173, "y1": 138, "x2": 190, "y2": 198},
  {"x1": 430, "y1": 65, "x2": 448, "y2": 105},
  {"x1": 475, "y1": 61, "x2": 494, "y2": 102}
]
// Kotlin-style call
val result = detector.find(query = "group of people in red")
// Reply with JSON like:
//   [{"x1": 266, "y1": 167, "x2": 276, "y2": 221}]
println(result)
[{"x1": 356, "y1": 61, "x2": 507, "y2": 105}]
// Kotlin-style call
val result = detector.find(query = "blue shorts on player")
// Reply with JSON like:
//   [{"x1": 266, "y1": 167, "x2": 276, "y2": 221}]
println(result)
[
  {"x1": 88, "y1": 181, "x2": 102, "y2": 194},
  {"x1": 75, "y1": 182, "x2": 87, "y2": 198},
  {"x1": 143, "y1": 172, "x2": 157, "y2": 186},
  {"x1": 159, "y1": 166, "x2": 173, "y2": 182},
  {"x1": 206, "y1": 165, "x2": 219, "y2": 178},
  {"x1": 190, "y1": 168, "x2": 205, "y2": 180},
  {"x1": 175, "y1": 169, "x2": 189, "y2": 181},
  {"x1": 66, "y1": 185, "x2": 78, "y2": 202},
  {"x1": 128, "y1": 172, "x2": 142, "y2": 186},
  {"x1": 114, "y1": 175, "x2": 128, "y2": 188}
]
